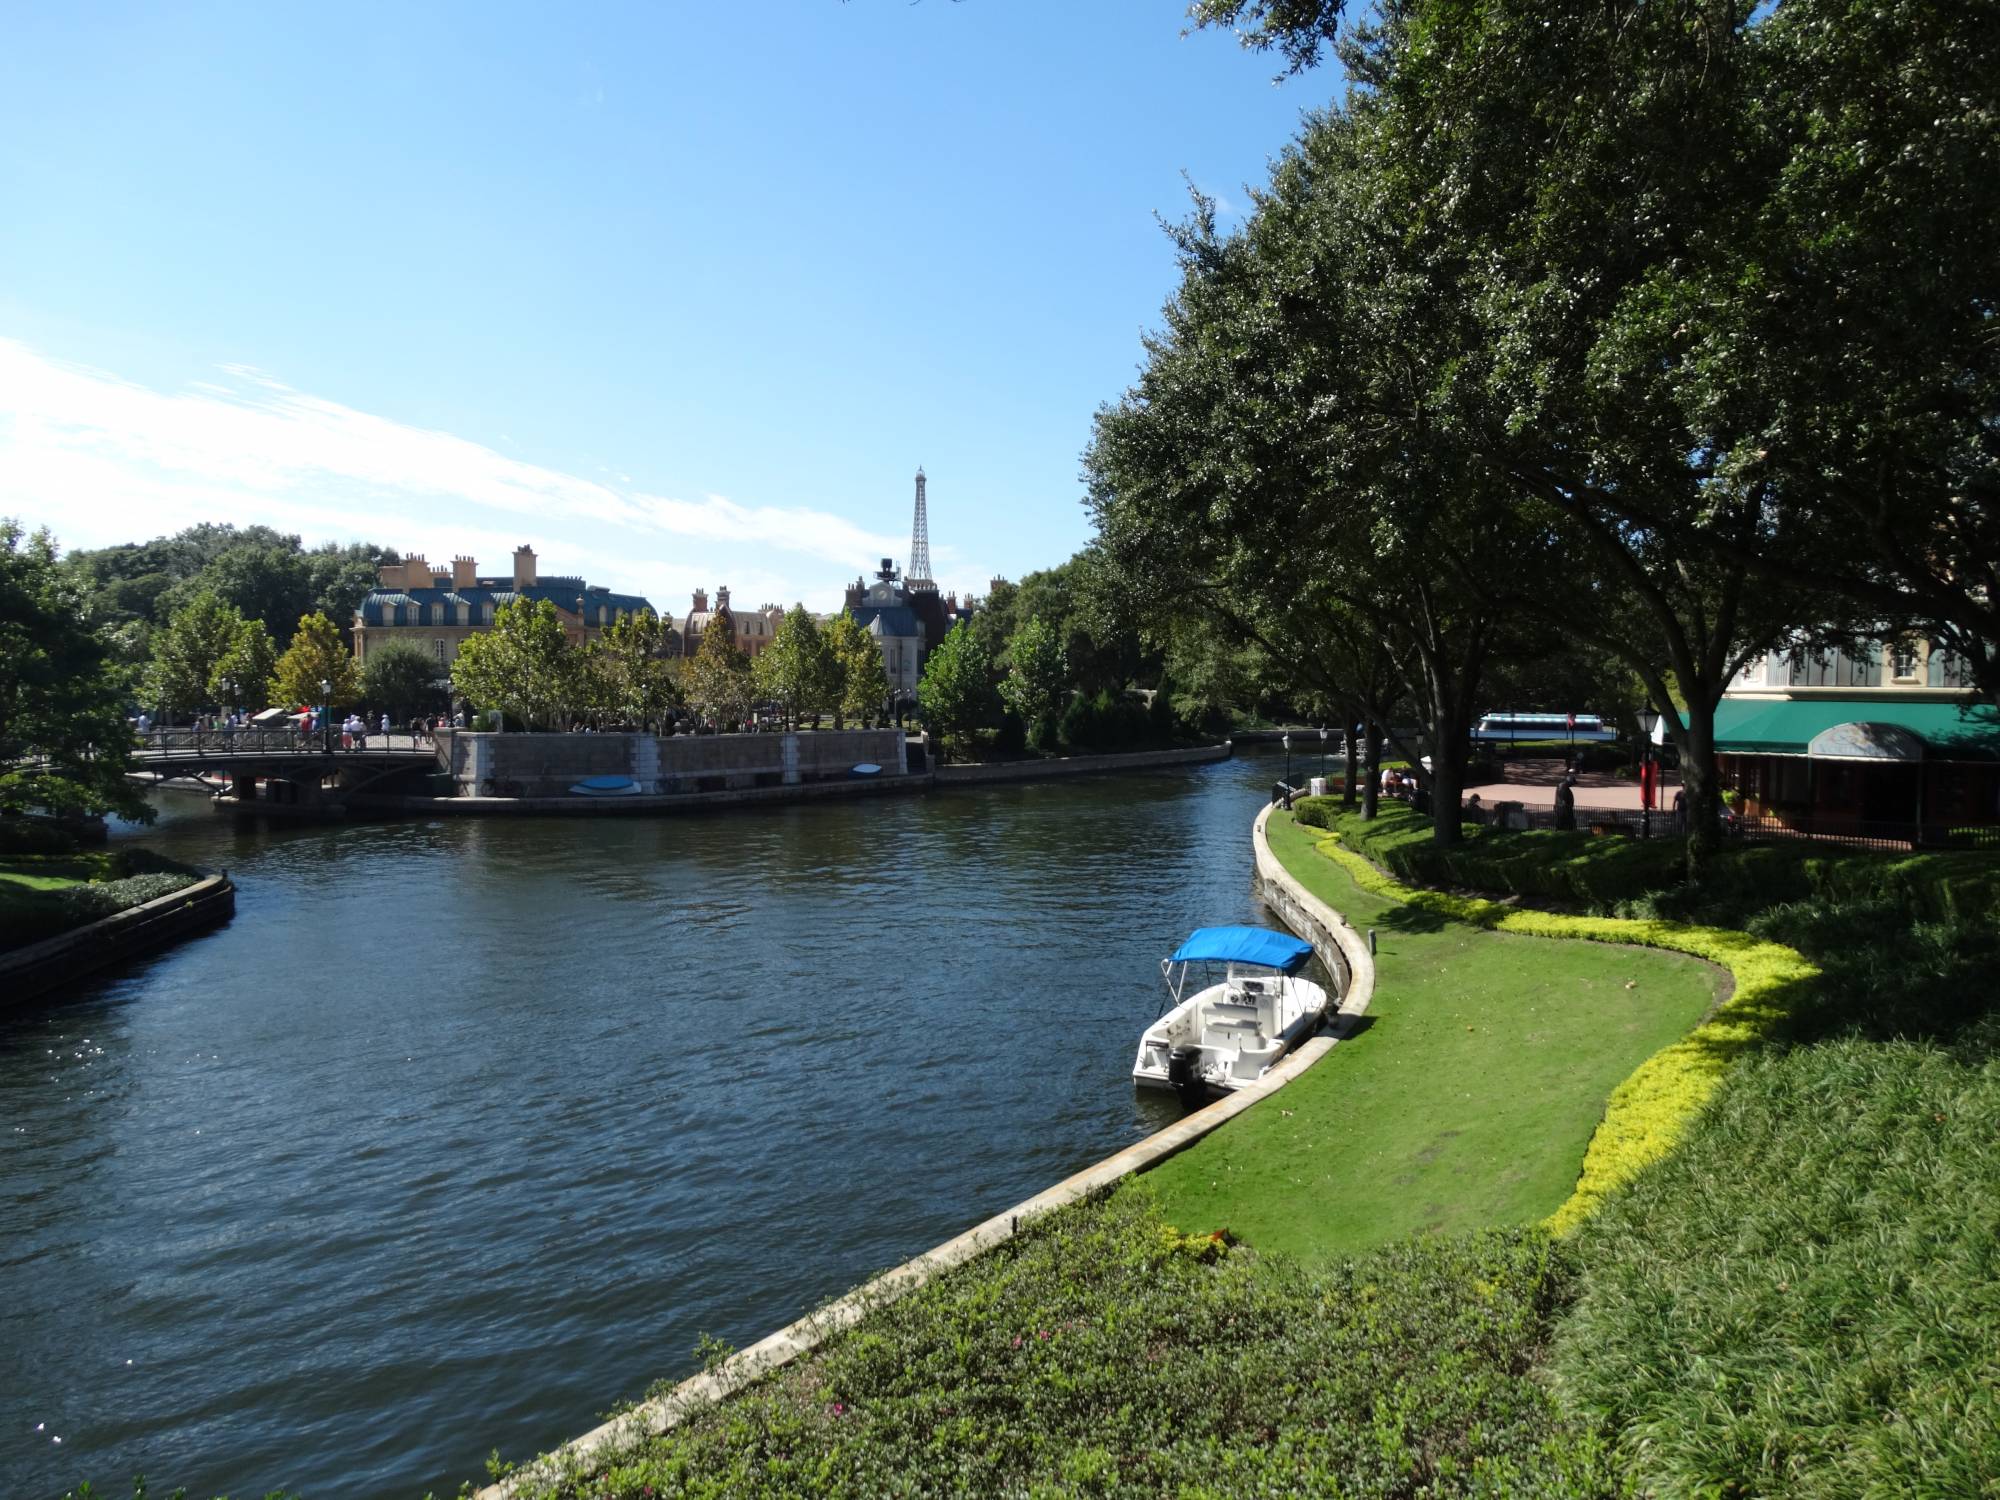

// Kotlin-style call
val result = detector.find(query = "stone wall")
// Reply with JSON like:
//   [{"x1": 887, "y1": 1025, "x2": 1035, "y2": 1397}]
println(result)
[
  {"x1": 931, "y1": 742, "x2": 1229, "y2": 786},
  {"x1": 0, "y1": 873, "x2": 236, "y2": 1007},
  {"x1": 441, "y1": 729, "x2": 907, "y2": 798}
]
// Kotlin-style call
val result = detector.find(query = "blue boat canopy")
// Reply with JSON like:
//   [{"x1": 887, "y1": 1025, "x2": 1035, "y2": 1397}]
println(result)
[{"x1": 1169, "y1": 926, "x2": 1313, "y2": 974}]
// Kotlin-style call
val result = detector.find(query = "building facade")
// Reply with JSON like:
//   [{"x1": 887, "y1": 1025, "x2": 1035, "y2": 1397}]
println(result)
[
  {"x1": 679, "y1": 586, "x2": 786, "y2": 659},
  {"x1": 1706, "y1": 636, "x2": 2000, "y2": 839},
  {"x1": 351, "y1": 546, "x2": 658, "y2": 672}
]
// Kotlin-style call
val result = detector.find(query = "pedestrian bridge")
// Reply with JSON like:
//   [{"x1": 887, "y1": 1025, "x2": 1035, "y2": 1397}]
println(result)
[{"x1": 130, "y1": 729, "x2": 437, "y2": 808}]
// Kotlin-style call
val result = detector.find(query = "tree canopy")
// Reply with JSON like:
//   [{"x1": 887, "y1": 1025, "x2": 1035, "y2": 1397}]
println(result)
[{"x1": 0, "y1": 520, "x2": 149, "y2": 822}]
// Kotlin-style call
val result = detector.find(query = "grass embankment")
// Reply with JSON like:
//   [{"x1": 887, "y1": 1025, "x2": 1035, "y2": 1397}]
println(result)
[
  {"x1": 496, "y1": 1190, "x2": 1611, "y2": 1500},
  {"x1": 1137, "y1": 812, "x2": 1724, "y2": 1256},
  {"x1": 0, "y1": 849, "x2": 199, "y2": 953}
]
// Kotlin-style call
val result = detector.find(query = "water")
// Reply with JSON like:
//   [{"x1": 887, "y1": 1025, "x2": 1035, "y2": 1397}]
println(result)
[{"x1": 1, "y1": 749, "x2": 1300, "y2": 1499}]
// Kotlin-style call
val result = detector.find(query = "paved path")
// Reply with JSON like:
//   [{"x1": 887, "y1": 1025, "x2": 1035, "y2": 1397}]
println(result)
[{"x1": 1463, "y1": 757, "x2": 1679, "y2": 812}]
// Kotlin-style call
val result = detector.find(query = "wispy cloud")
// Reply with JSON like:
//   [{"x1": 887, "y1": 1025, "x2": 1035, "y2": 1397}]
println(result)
[{"x1": 0, "y1": 337, "x2": 934, "y2": 610}]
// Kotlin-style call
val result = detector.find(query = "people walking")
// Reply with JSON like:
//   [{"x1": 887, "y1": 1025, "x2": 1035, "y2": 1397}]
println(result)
[{"x1": 1554, "y1": 774, "x2": 1578, "y2": 831}]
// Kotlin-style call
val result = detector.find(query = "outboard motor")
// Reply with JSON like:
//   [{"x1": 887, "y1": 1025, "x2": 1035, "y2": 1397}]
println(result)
[{"x1": 1167, "y1": 1045, "x2": 1203, "y2": 1108}]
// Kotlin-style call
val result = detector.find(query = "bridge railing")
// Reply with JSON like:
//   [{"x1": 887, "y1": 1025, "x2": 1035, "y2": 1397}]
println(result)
[{"x1": 134, "y1": 729, "x2": 434, "y2": 757}]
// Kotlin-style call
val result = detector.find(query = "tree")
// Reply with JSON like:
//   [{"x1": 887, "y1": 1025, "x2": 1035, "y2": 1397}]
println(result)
[
  {"x1": 143, "y1": 590, "x2": 245, "y2": 718},
  {"x1": 361, "y1": 642, "x2": 447, "y2": 724},
  {"x1": 212, "y1": 618, "x2": 278, "y2": 713},
  {"x1": 824, "y1": 612, "x2": 888, "y2": 730},
  {"x1": 269, "y1": 611, "x2": 360, "y2": 711},
  {"x1": 997, "y1": 615, "x2": 1069, "y2": 743},
  {"x1": 449, "y1": 599, "x2": 575, "y2": 729},
  {"x1": 917, "y1": 620, "x2": 995, "y2": 761},
  {"x1": 752, "y1": 606, "x2": 838, "y2": 729},
  {"x1": 683, "y1": 609, "x2": 753, "y2": 730},
  {"x1": 0, "y1": 520, "x2": 150, "y2": 822},
  {"x1": 583, "y1": 609, "x2": 681, "y2": 731}
]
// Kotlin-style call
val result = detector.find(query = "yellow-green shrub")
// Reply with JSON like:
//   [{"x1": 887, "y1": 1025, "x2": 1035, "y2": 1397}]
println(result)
[{"x1": 1306, "y1": 830, "x2": 1817, "y2": 1236}]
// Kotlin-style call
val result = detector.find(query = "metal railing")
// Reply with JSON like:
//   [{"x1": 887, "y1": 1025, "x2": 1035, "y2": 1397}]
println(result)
[
  {"x1": 1463, "y1": 801, "x2": 2000, "y2": 851},
  {"x1": 133, "y1": 729, "x2": 435, "y2": 757}
]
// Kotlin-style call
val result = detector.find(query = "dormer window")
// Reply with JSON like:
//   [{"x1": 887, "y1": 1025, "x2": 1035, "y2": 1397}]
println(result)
[{"x1": 1892, "y1": 642, "x2": 1919, "y2": 681}]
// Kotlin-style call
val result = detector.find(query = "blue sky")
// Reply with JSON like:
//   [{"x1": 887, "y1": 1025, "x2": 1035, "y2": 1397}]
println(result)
[{"x1": 1, "y1": 2, "x2": 1329, "y2": 613}]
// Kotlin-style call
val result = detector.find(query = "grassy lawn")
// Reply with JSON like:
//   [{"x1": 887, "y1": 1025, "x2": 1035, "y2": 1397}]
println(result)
[
  {"x1": 1135, "y1": 811, "x2": 1724, "y2": 1259},
  {"x1": 0, "y1": 854, "x2": 198, "y2": 953}
]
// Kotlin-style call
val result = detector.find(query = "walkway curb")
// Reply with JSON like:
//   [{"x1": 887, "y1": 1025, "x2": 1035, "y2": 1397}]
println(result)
[{"x1": 474, "y1": 805, "x2": 1374, "y2": 1498}]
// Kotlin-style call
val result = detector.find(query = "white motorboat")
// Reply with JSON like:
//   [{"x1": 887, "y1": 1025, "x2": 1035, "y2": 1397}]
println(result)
[{"x1": 1133, "y1": 926, "x2": 1330, "y2": 1096}]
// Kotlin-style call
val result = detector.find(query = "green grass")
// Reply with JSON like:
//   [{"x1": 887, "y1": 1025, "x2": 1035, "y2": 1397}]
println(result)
[
  {"x1": 1135, "y1": 812, "x2": 1723, "y2": 1258},
  {"x1": 0, "y1": 854, "x2": 199, "y2": 952},
  {"x1": 499, "y1": 1188, "x2": 1610, "y2": 1500}
]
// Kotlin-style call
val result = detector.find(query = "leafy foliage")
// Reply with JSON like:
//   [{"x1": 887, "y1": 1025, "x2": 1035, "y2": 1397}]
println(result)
[
  {"x1": 915, "y1": 620, "x2": 993, "y2": 760},
  {"x1": 360, "y1": 641, "x2": 448, "y2": 723},
  {"x1": 450, "y1": 598, "x2": 575, "y2": 730},
  {"x1": 683, "y1": 608, "x2": 753, "y2": 730},
  {"x1": 501, "y1": 1190, "x2": 1611, "y2": 1499},
  {"x1": 141, "y1": 590, "x2": 245, "y2": 715},
  {"x1": 580, "y1": 609, "x2": 682, "y2": 731},
  {"x1": 267, "y1": 610, "x2": 359, "y2": 711},
  {"x1": 822, "y1": 612, "x2": 887, "y2": 730},
  {"x1": 1556, "y1": 1021, "x2": 2000, "y2": 1497},
  {"x1": 0, "y1": 520, "x2": 149, "y2": 821},
  {"x1": 751, "y1": 606, "x2": 837, "y2": 729},
  {"x1": 994, "y1": 614, "x2": 1067, "y2": 737}
]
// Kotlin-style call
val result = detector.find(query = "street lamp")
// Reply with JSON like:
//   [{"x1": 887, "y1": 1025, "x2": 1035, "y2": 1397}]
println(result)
[
  {"x1": 1319, "y1": 725, "x2": 1328, "y2": 781},
  {"x1": 1636, "y1": 709, "x2": 1662, "y2": 837},
  {"x1": 1282, "y1": 731, "x2": 1292, "y2": 790}
]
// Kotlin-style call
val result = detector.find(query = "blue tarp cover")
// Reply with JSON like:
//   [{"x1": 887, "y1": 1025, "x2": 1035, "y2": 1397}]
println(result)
[{"x1": 1170, "y1": 926, "x2": 1313, "y2": 974}]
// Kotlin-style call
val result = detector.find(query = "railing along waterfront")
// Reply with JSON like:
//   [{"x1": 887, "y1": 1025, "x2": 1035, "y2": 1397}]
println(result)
[{"x1": 134, "y1": 729, "x2": 435, "y2": 757}]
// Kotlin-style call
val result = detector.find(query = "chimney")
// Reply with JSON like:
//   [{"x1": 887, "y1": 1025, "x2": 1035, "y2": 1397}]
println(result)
[
  {"x1": 844, "y1": 578, "x2": 864, "y2": 610},
  {"x1": 693, "y1": 587, "x2": 708, "y2": 613},
  {"x1": 716, "y1": 585, "x2": 731, "y2": 611},
  {"x1": 452, "y1": 556, "x2": 477, "y2": 589},
  {"x1": 379, "y1": 562, "x2": 403, "y2": 588},
  {"x1": 512, "y1": 545, "x2": 537, "y2": 589},
  {"x1": 404, "y1": 554, "x2": 431, "y2": 590}
]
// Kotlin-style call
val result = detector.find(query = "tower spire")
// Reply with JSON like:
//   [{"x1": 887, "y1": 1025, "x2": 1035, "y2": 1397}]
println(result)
[{"x1": 908, "y1": 466, "x2": 933, "y2": 585}]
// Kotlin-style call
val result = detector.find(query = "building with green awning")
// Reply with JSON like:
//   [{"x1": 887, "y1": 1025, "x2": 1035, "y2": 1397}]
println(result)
[{"x1": 1714, "y1": 698, "x2": 2000, "y2": 761}]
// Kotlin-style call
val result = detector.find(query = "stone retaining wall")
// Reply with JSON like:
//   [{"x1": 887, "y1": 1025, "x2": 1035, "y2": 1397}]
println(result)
[
  {"x1": 932, "y1": 742, "x2": 1230, "y2": 785},
  {"x1": 475, "y1": 802, "x2": 1370, "y2": 1498},
  {"x1": 0, "y1": 872, "x2": 236, "y2": 1007}
]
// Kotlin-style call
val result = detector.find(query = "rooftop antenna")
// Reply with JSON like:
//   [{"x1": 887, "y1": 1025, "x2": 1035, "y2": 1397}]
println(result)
[{"x1": 908, "y1": 466, "x2": 933, "y2": 586}]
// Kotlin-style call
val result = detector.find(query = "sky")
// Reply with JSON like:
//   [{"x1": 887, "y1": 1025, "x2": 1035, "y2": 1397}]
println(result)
[{"x1": 0, "y1": 2, "x2": 1333, "y2": 614}]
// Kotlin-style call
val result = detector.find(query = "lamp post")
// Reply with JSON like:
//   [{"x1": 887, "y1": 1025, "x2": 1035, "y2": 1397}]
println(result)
[
  {"x1": 1282, "y1": 731, "x2": 1292, "y2": 790},
  {"x1": 1636, "y1": 709, "x2": 1661, "y2": 836},
  {"x1": 1319, "y1": 725, "x2": 1328, "y2": 783},
  {"x1": 320, "y1": 678, "x2": 331, "y2": 752}
]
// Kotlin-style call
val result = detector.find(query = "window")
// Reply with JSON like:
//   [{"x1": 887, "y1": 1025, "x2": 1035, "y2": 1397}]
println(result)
[
  {"x1": 430, "y1": 603, "x2": 444, "y2": 624},
  {"x1": 483, "y1": 602, "x2": 494, "y2": 623},
  {"x1": 1892, "y1": 641, "x2": 1919, "y2": 681},
  {"x1": 457, "y1": 602, "x2": 470, "y2": 625},
  {"x1": 434, "y1": 638, "x2": 446, "y2": 663}
]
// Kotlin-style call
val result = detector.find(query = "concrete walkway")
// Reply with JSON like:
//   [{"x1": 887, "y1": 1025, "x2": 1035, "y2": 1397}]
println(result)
[{"x1": 1463, "y1": 756, "x2": 1679, "y2": 812}]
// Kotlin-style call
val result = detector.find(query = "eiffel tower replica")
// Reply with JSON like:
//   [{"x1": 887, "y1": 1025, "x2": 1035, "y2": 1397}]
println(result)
[{"x1": 907, "y1": 466, "x2": 937, "y2": 592}]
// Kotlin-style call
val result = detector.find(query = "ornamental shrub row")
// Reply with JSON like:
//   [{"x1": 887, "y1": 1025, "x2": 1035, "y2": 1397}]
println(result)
[{"x1": 1302, "y1": 826, "x2": 1817, "y2": 1237}]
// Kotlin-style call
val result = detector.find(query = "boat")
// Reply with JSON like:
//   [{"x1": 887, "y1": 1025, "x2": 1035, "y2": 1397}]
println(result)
[
  {"x1": 569, "y1": 775, "x2": 643, "y2": 797},
  {"x1": 850, "y1": 762, "x2": 882, "y2": 777},
  {"x1": 1133, "y1": 926, "x2": 1330, "y2": 1096}
]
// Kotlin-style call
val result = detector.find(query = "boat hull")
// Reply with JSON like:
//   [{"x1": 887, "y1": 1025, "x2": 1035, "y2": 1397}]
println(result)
[{"x1": 1132, "y1": 973, "x2": 1329, "y2": 1096}]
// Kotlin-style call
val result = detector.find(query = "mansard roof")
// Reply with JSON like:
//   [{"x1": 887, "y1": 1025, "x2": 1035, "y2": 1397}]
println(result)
[{"x1": 358, "y1": 581, "x2": 655, "y2": 626}]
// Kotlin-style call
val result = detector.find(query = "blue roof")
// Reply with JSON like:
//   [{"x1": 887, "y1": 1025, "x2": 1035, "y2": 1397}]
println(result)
[
  {"x1": 852, "y1": 603, "x2": 921, "y2": 637},
  {"x1": 1169, "y1": 926, "x2": 1313, "y2": 973},
  {"x1": 359, "y1": 582, "x2": 655, "y2": 626}
]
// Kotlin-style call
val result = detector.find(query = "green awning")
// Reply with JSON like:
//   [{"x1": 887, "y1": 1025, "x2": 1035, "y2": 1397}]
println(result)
[{"x1": 1711, "y1": 698, "x2": 2000, "y2": 760}]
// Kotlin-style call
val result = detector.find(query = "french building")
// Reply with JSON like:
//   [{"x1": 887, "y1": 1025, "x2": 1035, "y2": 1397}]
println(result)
[
  {"x1": 351, "y1": 546, "x2": 659, "y2": 672},
  {"x1": 1705, "y1": 635, "x2": 2000, "y2": 839},
  {"x1": 844, "y1": 559, "x2": 927, "y2": 699},
  {"x1": 679, "y1": 586, "x2": 786, "y2": 659}
]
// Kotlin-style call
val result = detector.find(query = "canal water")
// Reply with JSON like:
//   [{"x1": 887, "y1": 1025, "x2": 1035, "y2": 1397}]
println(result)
[{"x1": 2, "y1": 748, "x2": 1304, "y2": 1499}]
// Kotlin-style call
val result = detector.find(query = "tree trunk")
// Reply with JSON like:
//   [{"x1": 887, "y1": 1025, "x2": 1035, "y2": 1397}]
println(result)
[
  {"x1": 1343, "y1": 727, "x2": 1359, "y2": 809},
  {"x1": 1361, "y1": 720, "x2": 1381, "y2": 819},
  {"x1": 1676, "y1": 708, "x2": 1723, "y2": 880},
  {"x1": 1429, "y1": 703, "x2": 1470, "y2": 845}
]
